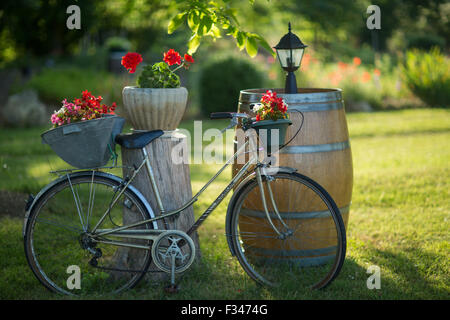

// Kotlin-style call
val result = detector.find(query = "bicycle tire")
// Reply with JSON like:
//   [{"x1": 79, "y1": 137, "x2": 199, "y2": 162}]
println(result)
[
  {"x1": 229, "y1": 172, "x2": 346, "y2": 290},
  {"x1": 24, "y1": 172, "x2": 154, "y2": 295}
]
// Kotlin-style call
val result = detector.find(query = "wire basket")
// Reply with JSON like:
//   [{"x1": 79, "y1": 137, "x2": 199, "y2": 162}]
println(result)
[
  {"x1": 250, "y1": 119, "x2": 292, "y2": 154},
  {"x1": 41, "y1": 115, "x2": 125, "y2": 169}
]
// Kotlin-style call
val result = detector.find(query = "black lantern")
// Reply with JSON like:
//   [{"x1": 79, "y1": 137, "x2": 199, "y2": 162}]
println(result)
[{"x1": 274, "y1": 22, "x2": 308, "y2": 94}]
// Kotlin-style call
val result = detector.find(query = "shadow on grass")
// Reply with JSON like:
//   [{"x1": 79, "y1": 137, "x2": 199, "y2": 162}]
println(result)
[
  {"x1": 361, "y1": 246, "x2": 449, "y2": 299},
  {"x1": 1, "y1": 213, "x2": 447, "y2": 300}
]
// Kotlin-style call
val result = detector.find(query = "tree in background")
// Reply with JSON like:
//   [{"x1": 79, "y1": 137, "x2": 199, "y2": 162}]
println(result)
[
  {"x1": 167, "y1": 0, "x2": 274, "y2": 57},
  {"x1": 0, "y1": 0, "x2": 98, "y2": 62}
]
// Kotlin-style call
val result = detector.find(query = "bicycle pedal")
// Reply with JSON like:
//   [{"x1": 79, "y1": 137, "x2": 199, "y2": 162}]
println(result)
[{"x1": 164, "y1": 284, "x2": 180, "y2": 294}]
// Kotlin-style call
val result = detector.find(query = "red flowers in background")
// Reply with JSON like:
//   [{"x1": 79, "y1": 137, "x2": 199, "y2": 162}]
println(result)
[
  {"x1": 326, "y1": 56, "x2": 381, "y2": 86},
  {"x1": 353, "y1": 57, "x2": 362, "y2": 66},
  {"x1": 121, "y1": 52, "x2": 143, "y2": 73}
]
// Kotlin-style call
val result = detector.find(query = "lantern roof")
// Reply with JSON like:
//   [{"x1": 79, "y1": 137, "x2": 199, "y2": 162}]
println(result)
[{"x1": 274, "y1": 22, "x2": 308, "y2": 50}]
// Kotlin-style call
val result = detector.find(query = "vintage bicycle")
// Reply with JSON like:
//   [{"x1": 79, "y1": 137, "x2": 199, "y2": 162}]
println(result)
[{"x1": 23, "y1": 111, "x2": 346, "y2": 296}]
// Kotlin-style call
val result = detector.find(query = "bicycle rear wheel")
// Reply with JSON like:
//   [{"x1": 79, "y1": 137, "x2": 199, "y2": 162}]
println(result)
[
  {"x1": 24, "y1": 172, "x2": 155, "y2": 295},
  {"x1": 229, "y1": 172, "x2": 346, "y2": 290}
]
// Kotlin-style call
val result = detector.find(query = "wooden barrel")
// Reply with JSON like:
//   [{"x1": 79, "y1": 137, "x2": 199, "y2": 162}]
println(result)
[{"x1": 233, "y1": 88, "x2": 353, "y2": 265}]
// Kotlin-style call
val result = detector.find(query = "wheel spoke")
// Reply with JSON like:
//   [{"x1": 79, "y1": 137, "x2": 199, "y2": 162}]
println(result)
[
  {"x1": 231, "y1": 172, "x2": 346, "y2": 290},
  {"x1": 24, "y1": 174, "x2": 154, "y2": 296},
  {"x1": 34, "y1": 217, "x2": 83, "y2": 233}
]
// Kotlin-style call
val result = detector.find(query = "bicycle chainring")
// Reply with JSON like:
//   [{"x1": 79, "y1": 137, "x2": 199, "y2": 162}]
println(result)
[{"x1": 151, "y1": 230, "x2": 196, "y2": 274}]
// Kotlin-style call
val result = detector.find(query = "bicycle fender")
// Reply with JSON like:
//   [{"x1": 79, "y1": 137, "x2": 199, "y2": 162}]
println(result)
[
  {"x1": 225, "y1": 166, "x2": 297, "y2": 256},
  {"x1": 23, "y1": 174, "x2": 70, "y2": 237},
  {"x1": 22, "y1": 171, "x2": 158, "y2": 237}
]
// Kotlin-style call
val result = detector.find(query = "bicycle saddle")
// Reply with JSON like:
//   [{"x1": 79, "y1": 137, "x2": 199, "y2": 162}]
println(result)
[{"x1": 115, "y1": 130, "x2": 164, "y2": 149}]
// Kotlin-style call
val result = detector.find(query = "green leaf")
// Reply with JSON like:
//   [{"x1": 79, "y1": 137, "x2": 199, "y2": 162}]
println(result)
[
  {"x1": 236, "y1": 31, "x2": 246, "y2": 50},
  {"x1": 187, "y1": 35, "x2": 201, "y2": 55},
  {"x1": 209, "y1": 25, "x2": 221, "y2": 38},
  {"x1": 245, "y1": 35, "x2": 258, "y2": 57},
  {"x1": 168, "y1": 13, "x2": 187, "y2": 34},
  {"x1": 202, "y1": 16, "x2": 213, "y2": 34},
  {"x1": 187, "y1": 10, "x2": 199, "y2": 32},
  {"x1": 255, "y1": 34, "x2": 276, "y2": 57},
  {"x1": 197, "y1": 14, "x2": 213, "y2": 36}
]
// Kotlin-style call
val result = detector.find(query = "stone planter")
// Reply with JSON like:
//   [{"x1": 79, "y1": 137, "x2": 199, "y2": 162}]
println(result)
[{"x1": 122, "y1": 86, "x2": 188, "y2": 130}]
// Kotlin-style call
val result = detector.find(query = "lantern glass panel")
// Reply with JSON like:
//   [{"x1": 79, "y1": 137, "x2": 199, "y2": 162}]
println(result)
[{"x1": 276, "y1": 48, "x2": 305, "y2": 69}]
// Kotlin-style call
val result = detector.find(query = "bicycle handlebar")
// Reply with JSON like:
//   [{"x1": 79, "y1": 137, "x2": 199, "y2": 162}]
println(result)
[
  {"x1": 210, "y1": 112, "x2": 249, "y2": 120},
  {"x1": 210, "y1": 112, "x2": 233, "y2": 119}
]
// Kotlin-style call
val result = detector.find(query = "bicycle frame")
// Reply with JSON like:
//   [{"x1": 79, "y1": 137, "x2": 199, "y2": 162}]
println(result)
[{"x1": 89, "y1": 130, "x2": 270, "y2": 247}]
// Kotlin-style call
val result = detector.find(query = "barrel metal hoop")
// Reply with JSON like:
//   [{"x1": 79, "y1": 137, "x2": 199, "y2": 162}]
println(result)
[
  {"x1": 245, "y1": 251, "x2": 336, "y2": 267},
  {"x1": 238, "y1": 100, "x2": 344, "y2": 113},
  {"x1": 287, "y1": 101, "x2": 343, "y2": 112},
  {"x1": 280, "y1": 141, "x2": 350, "y2": 154},
  {"x1": 240, "y1": 205, "x2": 350, "y2": 220},
  {"x1": 239, "y1": 88, "x2": 343, "y2": 104},
  {"x1": 245, "y1": 245, "x2": 337, "y2": 258}
]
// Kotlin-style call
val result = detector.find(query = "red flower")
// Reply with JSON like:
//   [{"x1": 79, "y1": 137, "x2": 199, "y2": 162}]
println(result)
[
  {"x1": 184, "y1": 54, "x2": 195, "y2": 64},
  {"x1": 362, "y1": 71, "x2": 371, "y2": 82},
  {"x1": 121, "y1": 52, "x2": 143, "y2": 73},
  {"x1": 338, "y1": 61, "x2": 348, "y2": 70},
  {"x1": 163, "y1": 49, "x2": 181, "y2": 66},
  {"x1": 353, "y1": 57, "x2": 362, "y2": 66}
]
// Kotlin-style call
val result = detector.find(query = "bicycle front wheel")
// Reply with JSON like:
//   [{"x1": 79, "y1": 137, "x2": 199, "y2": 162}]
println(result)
[
  {"x1": 24, "y1": 172, "x2": 155, "y2": 296},
  {"x1": 230, "y1": 172, "x2": 346, "y2": 290}
]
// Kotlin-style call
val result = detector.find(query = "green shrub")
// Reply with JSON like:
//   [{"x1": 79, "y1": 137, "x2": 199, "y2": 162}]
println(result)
[
  {"x1": 137, "y1": 62, "x2": 180, "y2": 88},
  {"x1": 104, "y1": 36, "x2": 131, "y2": 52},
  {"x1": 199, "y1": 56, "x2": 264, "y2": 115},
  {"x1": 406, "y1": 34, "x2": 446, "y2": 51},
  {"x1": 402, "y1": 48, "x2": 450, "y2": 108},
  {"x1": 16, "y1": 67, "x2": 124, "y2": 106}
]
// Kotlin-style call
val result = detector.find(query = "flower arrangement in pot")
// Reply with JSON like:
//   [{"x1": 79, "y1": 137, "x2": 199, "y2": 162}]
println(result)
[
  {"x1": 249, "y1": 90, "x2": 292, "y2": 154},
  {"x1": 121, "y1": 49, "x2": 195, "y2": 131},
  {"x1": 42, "y1": 91, "x2": 124, "y2": 169}
]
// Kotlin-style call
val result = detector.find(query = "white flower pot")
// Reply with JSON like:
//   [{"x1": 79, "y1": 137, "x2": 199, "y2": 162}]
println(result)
[{"x1": 122, "y1": 86, "x2": 188, "y2": 130}]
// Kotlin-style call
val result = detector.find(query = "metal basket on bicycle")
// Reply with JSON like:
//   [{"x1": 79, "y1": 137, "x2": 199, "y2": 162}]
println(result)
[
  {"x1": 249, "y1": 118, "x2": 292, "y2": 154},
  {"x1": 41, "y1": 114, "x2": 125, "y2": 169}
]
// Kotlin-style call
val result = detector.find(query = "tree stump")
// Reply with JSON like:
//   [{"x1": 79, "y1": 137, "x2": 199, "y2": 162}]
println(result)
[{"x1": 120, "y1": 131, "x2": 200, "y2": 281}]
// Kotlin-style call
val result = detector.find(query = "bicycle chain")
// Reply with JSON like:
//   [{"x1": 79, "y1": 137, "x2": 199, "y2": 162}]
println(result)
[{"x1": 89, "y1": 258, "x2": 164, "y2": 273}]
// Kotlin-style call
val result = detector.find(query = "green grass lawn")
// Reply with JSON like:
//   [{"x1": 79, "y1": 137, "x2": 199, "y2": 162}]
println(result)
[{"x1": 0, "y1": 108, "x2": 449, "y2": 299}]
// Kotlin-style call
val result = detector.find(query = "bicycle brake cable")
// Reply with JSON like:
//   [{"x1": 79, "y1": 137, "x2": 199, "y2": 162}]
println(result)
[{"x1": 278, "y1": 109, "x2": 304, "y2": 152}]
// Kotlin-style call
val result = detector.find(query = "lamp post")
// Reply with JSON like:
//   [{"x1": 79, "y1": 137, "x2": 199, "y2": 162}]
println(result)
[{"x1": 274, "y1": 22, "x2": 308, "y2": 94}]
